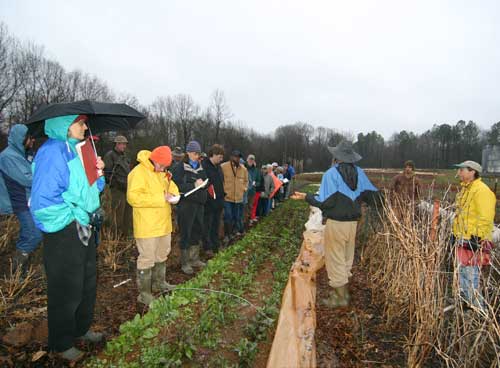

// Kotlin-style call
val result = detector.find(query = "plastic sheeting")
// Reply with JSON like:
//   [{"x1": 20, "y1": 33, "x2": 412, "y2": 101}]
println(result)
[{"x1": 267, "y1": 206, "x2": 325, "y2": 368}]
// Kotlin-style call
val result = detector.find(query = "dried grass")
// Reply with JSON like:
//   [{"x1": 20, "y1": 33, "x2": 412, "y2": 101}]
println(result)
[{"x1": 364, "y1": 189, "x2": 500, "y2": 367}]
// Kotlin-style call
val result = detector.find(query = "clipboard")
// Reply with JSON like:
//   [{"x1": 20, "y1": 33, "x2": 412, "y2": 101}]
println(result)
[
  {"x1": 75, "y1": 139, "x2": 99, "y2": 186},
  {"x1": 184, "y1": 178, "x2": 209, "y2": 197}
]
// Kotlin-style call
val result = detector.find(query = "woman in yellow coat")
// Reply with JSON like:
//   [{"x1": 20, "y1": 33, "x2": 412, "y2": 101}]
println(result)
[{"x1": 127, "y1": 146, "x2": 180, "y2": 305}]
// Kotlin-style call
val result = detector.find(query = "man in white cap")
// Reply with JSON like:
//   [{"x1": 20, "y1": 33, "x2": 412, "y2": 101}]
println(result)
[
  {"x1": 104, "y1": 135, "x2": 132, "y2": 238},
  {"x1": 452, "y1": 160, "x2": 496, "y2": 310}
]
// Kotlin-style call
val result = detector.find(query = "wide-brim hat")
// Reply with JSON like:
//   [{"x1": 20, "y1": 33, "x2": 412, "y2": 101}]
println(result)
[
  {"x1": 327, "y1": 141, "x2": 362, "y2": 163},
  {"x1": 172, "y1": 146, "x2": 184, "y2": 157},
  {"x1": 113, "y1": 135, "x2": 128, "y2": 143}
]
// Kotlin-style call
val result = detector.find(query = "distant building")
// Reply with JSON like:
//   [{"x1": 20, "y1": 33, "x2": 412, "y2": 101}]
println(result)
[{"x1": 482, "y1": 145, "x2": 500, "y2": 176}]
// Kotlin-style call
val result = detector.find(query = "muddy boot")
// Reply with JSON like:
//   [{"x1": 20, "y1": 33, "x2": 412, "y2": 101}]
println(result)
[
  {"x1": 136, "y1": 268, "x2": 155, "y2": 305},
  {"x1": 58, "y1": 347, "x2": 85, "y2": 362},
  {"x1": 181, "y1": 249, "x2": 194, "y2": 275},
  {"x1": 12, "y1": 249, "x2": 30, "y2": 275},
  {"x1": 321, "y1": 285, "x2": 349, "y2": 308},
  {"x1": 223, "y1": 223, "x2": 233, "y2": 246},
  {"x1": 77, "y1": 330, "x2": 104, "y2": 344},
  {"x1": 190, "y1": 245, "x2": 206, "y2": 268},
  {"x1": 152, "y1": 262, "x2": 175, "y2": 292}
]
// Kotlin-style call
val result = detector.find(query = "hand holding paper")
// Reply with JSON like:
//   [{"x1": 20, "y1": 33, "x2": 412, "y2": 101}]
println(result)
[{"x1": 165, "y1": 192, "x2": 180, "y2": 204}]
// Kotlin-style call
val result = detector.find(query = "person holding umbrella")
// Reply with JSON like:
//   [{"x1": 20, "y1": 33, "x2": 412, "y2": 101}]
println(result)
[{"x1": 30, "y1": 114, "x2": 106, "y2": 361}]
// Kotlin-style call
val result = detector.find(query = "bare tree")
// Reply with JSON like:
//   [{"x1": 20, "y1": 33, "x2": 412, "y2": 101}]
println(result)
[
  {"x1": 149, "y1": 96, "x2": 177, "y2": 145},
  {"x1": 210, "y1": 89, "x2": 232, "y2": 142},
  {"x1": 173, "y1": 94, "x2": 199, "y2": 147},
  {"x1": 0, "y1": 23, "x2": 28, "y2": 122}
]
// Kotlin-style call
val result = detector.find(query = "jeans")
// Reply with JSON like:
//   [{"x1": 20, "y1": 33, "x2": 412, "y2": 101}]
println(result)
[
  {"x1": 16, "y1": 210, "x2": 43, "y2": 253},
  {"x1": 257, "y1": 198, "x2": 270, "y2": 217},
  {"x1": 224, "y1": 202, "x2": 244, "y2": 233},
  {"x1": 459, "y1": 265, "x2": 485, "y2": 309}
]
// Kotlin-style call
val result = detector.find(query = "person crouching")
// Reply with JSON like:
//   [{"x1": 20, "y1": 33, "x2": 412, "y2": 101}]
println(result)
[{"x1": 127, "y1": 146, "x2": 180, "y2": 305}]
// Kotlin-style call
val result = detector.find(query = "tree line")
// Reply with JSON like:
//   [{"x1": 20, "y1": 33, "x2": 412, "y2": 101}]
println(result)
[{"x1": 1, "y1": 22, "x2": 499, "y2": 172}]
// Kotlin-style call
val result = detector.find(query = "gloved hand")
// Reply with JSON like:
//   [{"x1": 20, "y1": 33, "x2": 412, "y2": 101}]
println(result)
[{"x1": 466, "y1": 235, "x2": 481, "y2": 252}]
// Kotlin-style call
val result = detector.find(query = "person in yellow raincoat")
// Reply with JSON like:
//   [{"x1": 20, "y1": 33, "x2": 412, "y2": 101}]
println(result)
[
  {"x1": 127, "y1": 146, "x2": 180, "y2": 305},
  {"x1": 452, "y1": 160, "x2": 496, "y2": 310}
]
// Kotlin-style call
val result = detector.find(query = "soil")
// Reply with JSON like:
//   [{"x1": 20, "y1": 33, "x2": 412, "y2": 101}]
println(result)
[
  {"x1": 314, "y1": 262, "x2": 406, "y2": 368},
  {"x1": 0, "y1": 233, "x2": 197, "y2": 367}
]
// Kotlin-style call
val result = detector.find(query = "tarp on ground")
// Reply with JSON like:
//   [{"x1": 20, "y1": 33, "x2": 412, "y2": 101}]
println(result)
[{"x1": 267, "y1": 206, "x2": 325, "y2": 368}]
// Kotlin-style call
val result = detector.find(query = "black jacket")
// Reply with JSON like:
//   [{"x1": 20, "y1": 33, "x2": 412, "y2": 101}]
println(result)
[
  {"x1": 305, "y1": 164, "x2": 379, "y2": 221},
  {"x1": 172, "y1": 160, "x2": 207, "y2": 205},
  {"x1": 202, "y1": 158, "x2": 225, "y2": 210}
]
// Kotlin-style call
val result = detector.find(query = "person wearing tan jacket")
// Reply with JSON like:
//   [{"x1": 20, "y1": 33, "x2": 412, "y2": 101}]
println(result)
[{"x1": 221, "y1": 150, "x2": 248, "y2": 242}]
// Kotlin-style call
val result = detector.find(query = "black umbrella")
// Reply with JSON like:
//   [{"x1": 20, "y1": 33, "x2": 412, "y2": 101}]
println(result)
[{"x1": 25, "y1": 100, "x2": 145, "y2": 137}]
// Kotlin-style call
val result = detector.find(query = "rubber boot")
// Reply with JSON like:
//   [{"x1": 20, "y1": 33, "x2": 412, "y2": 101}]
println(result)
[
  {"x1": 58, "y1": 347, "x2": 85, "y2": 362},
  {"x1": 136, "y1": 268, "x2": 155, "y2": 305},
  {"x1": 12, "y1": 249, "x2": 30, "y2": 275},
  {"x1": 321, "y1": 285, "x2": 349, "y2": 308},
  {"x1": 181, "y1": 249, "x2": 194, "y2": 275},
  {"x1": 152, "y1": 262, "x2": 175, "y2": 292},
  {"x1": 77, "y1": 330, "x2": 104, "y2": 343},
  {"x1": 190, "y1": 245, "x2": 206, "y2": 268}
]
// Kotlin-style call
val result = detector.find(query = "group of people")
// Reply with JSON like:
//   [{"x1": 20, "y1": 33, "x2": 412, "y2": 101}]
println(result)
[
  {"x1": 0, "y1": 116, "x2": 295, "y2": 361},
  {"x1": 294, "y1": 147, "x2": 496, "y2": 312},
  {"x1": 0, "y1": 115, "x2": 495, "y2": 362}
]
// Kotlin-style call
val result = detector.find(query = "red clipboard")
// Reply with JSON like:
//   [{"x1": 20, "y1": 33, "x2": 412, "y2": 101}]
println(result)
[{"x1": 75, "y1": 139, "x2": 99, "y2": 186}]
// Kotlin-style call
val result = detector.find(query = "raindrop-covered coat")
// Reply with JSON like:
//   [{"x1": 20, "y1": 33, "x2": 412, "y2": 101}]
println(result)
[
  {"x1": 127, "y1": 150, "x2": 179, "y2": 239},
  {"x1": 30, "y1": 115, "x2": 105, "y2": 233},
  {"x1": 0, "y1": 124, "x2": 33, "y2": 214}
]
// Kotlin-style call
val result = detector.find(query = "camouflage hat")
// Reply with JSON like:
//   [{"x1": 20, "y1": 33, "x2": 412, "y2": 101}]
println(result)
[
  {"x1": 172, "y1": 146, "x2": 184, "y2": 157},
  {"x1": 113, "y1": 135, "x2": 128, "y2": 143}
]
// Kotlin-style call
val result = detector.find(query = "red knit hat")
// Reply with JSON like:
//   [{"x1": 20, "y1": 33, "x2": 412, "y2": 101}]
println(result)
[{"x1": 150, "y1": 146, "x2": 172, "y2": 167}]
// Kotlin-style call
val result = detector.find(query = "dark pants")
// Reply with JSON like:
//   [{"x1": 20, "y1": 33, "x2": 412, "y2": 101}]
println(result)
[
  {"x1": 177, "y1": 202, "x2": 204, "y2": 250},
  {"x1": 203, "y1": 206, "x2": 223, "y2": 251},
  {"x1": 257, "y1": 198, "x2": 270, "y2": 217},
  {"x1": 110, "y1": 187, "x2": 132, "y2": 237},
  {"x1": 43, "y1": 223, "x2": 97, "y2": 352},
  {"x1": 224, "y1": 201, "x2": 244, "y2": 233},
  {"x1": 16, "y1": 210, "x2": 43, "y2": 253}
]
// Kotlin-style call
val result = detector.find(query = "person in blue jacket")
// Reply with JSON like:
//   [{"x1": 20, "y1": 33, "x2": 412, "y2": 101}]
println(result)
[
  {"x1": 283, "y1": 161, "x2": 296, "y2": 199},
  {"x1": 30, "y1": 114, "x2": 106, "y2": 362},
  {"x1": 293, "y1": 141, "x2": 378, "y2": 308},
  {"x1": 0, "y1": 124, "x2": 42, "y2": 273}
]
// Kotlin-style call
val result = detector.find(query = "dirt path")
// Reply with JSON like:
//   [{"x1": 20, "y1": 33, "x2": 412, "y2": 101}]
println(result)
[{"x1": 0, "y1": 236, "x2": 203, "y2": 367}]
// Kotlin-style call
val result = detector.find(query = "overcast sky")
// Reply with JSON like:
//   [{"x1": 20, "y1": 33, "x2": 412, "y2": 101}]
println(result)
[{"x1": 1, "y1": 0, "x2": 499, "y2": 137}]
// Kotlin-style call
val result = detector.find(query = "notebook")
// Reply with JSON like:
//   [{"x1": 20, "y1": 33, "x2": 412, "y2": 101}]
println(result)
[{"x1": 75, "y1": 139, "x2": 99, "y2": 186}]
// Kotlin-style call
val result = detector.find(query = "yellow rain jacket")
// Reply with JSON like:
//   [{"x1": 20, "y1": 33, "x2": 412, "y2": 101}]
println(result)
[
  {"x1": 127, "y1": 150, "x2": 179, "y2": 239},
  {"x1": 453, "y1": 178, "x2": 496, "y2": 240}
]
